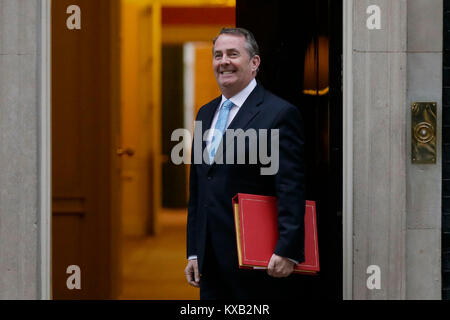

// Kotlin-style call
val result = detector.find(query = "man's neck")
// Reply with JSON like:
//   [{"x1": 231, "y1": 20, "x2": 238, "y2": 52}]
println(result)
[{"x1": 221, "y1": 78, "x2": 256, "y2": 99}]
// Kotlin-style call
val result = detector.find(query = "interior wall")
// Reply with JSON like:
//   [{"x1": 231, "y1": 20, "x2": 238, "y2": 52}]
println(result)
[
  {"x1": 120, "y1": 0, "x2": 162, "y2": 236},
  {"x1": 193, "y1": 43, "x2": 221, "y2": 115}
]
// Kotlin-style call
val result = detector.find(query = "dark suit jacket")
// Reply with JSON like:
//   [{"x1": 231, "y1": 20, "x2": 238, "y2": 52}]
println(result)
[{"x1": 187, "y1": 83, "x2": 305, "y2": 275}]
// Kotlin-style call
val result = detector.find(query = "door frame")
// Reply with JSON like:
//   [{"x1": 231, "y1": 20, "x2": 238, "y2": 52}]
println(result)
[
  {"x1": 39, "y1": 0, "x2": 354, "y2": 300},
  {"x1": 342, "y1": 0, "x2": 353, "y2": 300},
  {"x1": 40, "y1": 0, "x2": 52, "y2": 300}
]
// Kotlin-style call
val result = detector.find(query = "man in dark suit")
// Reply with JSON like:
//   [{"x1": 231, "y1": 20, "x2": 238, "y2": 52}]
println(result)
[{"x1": 185, "y1": 28, "x2": 305, "y2": 300}]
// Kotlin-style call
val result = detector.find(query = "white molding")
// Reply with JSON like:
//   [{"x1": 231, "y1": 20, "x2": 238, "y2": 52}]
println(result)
[
  {"x1": 342, "y1": 0, "x2": 353, "y2": 300},
  {"x1": 40, "y1": 0, "x2": 52, "y2": 300},
  {"x1": 183, "y1": 42, "x2": 195, "y2": 139}
]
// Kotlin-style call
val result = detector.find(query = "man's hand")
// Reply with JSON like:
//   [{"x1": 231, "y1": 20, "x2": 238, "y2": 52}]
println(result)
[
  {"x1": 267, "y1": 254, "x2": 295, "y2": 278},
  {"x1": 185, "y1": 259, "x2": 200, "y2": 287}
]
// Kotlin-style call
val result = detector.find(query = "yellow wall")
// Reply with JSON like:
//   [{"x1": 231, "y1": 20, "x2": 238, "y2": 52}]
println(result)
[{"x1": 194, "y1": 43, "x2": 221, "y2": 114}]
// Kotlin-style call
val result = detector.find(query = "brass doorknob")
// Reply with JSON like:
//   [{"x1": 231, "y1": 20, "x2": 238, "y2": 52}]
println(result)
[
  {"x1": 117, "y1": 148, "x2": 135, "y2": 157},
  {"x1": 411, "y1": 102, "x2": 437, "y2": 164},
  {"x1": 413, "y1": 122, "x2": 434, "y2": 144}
]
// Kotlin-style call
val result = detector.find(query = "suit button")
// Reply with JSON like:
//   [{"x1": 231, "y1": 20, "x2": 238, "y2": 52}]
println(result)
[{"x1": 207, "y1": 176, "x2": 212, "y2": 180}]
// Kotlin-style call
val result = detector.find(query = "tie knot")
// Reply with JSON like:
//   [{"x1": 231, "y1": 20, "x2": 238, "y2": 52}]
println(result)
[{"x1": 222, "y1": 100, "x2": 234, "y2": 110}]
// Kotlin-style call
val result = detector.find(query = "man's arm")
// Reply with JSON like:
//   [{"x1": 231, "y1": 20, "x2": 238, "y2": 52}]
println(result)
[
  {"x1": 186, "y1": 119, "x2": 200, "y2": 259},
  {"x1": 270, "y1": 104, "x2": 306, "y2": 273},
  {"x1": 185, "y1": 118, "x2": 200, "y2": 287},
  {"x1": 186, "y1": 161, "x2": 198, "y2": 258}
]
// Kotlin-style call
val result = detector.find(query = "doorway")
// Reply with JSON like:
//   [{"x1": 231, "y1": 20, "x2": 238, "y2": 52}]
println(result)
[
  {"x1": 118, "y1": 2, "x2": 235, "y2": 299},
  {"x1": 50, "y1": 0, "x2": 343, "y2": 299}
]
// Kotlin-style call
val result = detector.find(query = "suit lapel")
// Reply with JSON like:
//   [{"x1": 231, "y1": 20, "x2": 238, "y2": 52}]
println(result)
[
  {"x1": 227, "y1": 84, "x2": 264, "y2": 131},
  {"x1": 209, "y1": 84, "x2": 265, "y2": 168}
]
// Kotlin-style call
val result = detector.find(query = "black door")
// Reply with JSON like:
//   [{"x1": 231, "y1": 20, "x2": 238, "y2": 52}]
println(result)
[
  {"x1": 237, "y1": 0, "x2": 343, "y2": 299},
  {"x1": 442, "y1": 0, "x2": 450, "y2": 300}
]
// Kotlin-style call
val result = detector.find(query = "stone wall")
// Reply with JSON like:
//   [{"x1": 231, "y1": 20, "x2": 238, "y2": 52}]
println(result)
[
  {"x1": 0, "y1": 0, "x2": 42, "y2": 299},
  {"x1": 351, "y1": 0, "x2": 443, "y2": 299},
  {"x1": 352, "y1": 0, "x2": 407, "y2": 299},
  {"x1": 406, "y1": 0, "x2": 442, "y2": 300}
]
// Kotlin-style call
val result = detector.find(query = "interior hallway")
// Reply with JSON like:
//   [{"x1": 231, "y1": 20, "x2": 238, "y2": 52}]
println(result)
[{"x1": 119, "y1": 209, "x2": 199, "y2": 300}]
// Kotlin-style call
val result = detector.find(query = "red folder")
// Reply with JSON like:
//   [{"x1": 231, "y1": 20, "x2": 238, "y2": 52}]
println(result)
[{"x1": 232, "y1": 193, "x2": 319, "y2": 275}]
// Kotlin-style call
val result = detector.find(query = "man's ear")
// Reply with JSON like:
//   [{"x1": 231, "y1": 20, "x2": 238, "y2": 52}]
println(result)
[{"x1": 251, "y1": 55, "x2": 261, "y2": 72}]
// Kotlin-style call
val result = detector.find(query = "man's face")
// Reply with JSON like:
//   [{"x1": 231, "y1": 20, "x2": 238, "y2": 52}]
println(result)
[{"x1": 213, "y1": 34, "x2": 260, "y2": 97}]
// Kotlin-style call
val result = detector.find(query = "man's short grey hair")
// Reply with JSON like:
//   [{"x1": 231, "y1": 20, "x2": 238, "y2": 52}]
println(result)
[{"x1": 213, "y1": 27, "x2": 260, "y2": 58}]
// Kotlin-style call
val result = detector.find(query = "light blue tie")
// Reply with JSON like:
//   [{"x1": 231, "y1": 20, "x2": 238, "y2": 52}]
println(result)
[{"x1": 209, "y1": 99, "x2": 234, "y2": 163}]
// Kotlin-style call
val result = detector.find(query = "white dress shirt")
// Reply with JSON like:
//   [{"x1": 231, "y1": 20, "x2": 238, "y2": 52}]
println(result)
[
  {"x1": 205, "y1": 78, "x2": 257, "y2": 154},
  {"x1": 189, "y1": 77, "x2": 299, "y2": 266}
]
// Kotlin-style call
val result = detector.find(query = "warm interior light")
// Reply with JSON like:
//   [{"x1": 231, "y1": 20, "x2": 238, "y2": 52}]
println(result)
[{"x1": 303, "y1": 36, "x2": 329, "y2": 96}]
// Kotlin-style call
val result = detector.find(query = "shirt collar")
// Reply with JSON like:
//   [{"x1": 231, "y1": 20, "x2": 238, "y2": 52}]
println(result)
[{"x1": 220, "y1": 78, "x2": 257, "y2": 109}]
